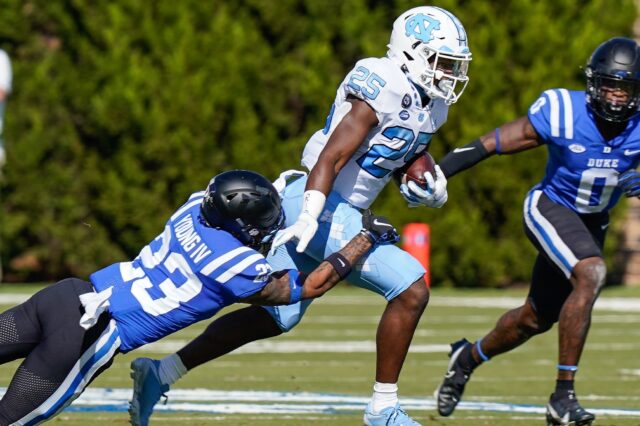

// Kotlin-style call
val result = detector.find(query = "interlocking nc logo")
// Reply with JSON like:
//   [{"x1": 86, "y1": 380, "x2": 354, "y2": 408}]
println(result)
[{"x1": 405, "y1": 13, "x2": 441, "y2": 43}]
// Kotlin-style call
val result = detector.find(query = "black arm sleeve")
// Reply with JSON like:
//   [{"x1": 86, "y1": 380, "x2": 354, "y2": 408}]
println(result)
[{"x1": 438, "y1": 139, "x2": 491, "y2": 178}]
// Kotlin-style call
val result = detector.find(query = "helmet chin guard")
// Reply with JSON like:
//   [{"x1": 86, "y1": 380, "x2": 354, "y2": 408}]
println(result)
[{"x1": 387, "y1": 6, "x2": 472, "y2": 105}]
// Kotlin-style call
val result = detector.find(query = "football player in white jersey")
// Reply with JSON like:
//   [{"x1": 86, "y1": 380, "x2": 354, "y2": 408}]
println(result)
[{"x1": 130, "y1": 7, "x2": 471, "y2": 426}]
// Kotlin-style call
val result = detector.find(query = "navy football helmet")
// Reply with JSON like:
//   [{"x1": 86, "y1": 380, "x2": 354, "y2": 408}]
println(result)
[
  {"x1": 585, "y1": 37, "x2": 640, "y2": 122},
  {"x1": 201, "y1": 170, "x2": 284, "y2": 253}
]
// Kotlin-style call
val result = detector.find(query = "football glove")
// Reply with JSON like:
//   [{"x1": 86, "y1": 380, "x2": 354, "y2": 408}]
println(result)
[
  {"x1": 270, "y1": 190, "x2": 326, "y2": 254},
  {"x1": 618, "y1": 169, "x2": 640, "y2": 197},
  {"x1": 399, "y1": 165, "x2": 448, "y2": 208},
  {"x1": 361, "y1": 209, "x2": 400, "y2": 245}
]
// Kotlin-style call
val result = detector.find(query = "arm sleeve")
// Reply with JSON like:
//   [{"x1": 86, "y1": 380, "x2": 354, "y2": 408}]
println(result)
[{"x1": 438, "y1": 139, "x2": 490, "y2": 178}]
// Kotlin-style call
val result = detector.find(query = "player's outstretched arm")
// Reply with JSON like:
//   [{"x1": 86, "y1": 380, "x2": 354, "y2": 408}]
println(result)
[
  {"x1": 243, "y1": 211, "x2": 398, "y2": 306},
  {"x1": 439, "y1": 116, "x2": 542, "y2": 178},
  {"x1": 271, "y1": 98, "x2": 379, "y2": 254}
]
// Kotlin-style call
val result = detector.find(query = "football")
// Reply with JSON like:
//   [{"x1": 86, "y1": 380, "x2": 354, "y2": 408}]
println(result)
[{"x1": 393, "y1": 151, "x2": 437, "y2": 188}]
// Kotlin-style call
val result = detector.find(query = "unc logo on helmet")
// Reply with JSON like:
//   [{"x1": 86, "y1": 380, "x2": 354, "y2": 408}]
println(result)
[
  {"x1": 404, "y1": 13, "x2": 440, "y2": 43},
  {"x1": 387, "y1": 6, "x2": 472, "y2": 105}
]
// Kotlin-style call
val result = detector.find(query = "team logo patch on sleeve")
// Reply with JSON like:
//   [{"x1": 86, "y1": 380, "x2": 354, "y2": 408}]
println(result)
[
  {"x1": 399, "y1": 110, "x2": 410, "y2": 121},
  {"x1": 402, "y1": 94, "x2": 412, "y2": 108},
  {"x1": 569, "y1": 144, "x2": 586, "y2": 153}
]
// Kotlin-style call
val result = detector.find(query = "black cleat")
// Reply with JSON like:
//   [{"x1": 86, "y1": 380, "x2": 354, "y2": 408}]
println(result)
[
  {"x1": 435, "y1": 338, "x2": 473, "y2": 416},
  {"x1": 546, "y1": 391, "x2": 596, "y2": 425}
]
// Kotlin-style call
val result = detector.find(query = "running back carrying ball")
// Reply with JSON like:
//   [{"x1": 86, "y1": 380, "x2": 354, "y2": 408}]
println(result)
[{"x1": 393, "y1": 151, "x2": 437, "y2": 188}]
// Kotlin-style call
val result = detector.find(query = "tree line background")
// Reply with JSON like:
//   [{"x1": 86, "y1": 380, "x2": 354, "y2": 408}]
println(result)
[{"x1": 0, "y1": 0, "x2": 636, "y2": 286}]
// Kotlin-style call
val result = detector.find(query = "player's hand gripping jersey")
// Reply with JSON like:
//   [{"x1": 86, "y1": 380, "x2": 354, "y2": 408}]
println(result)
[
  {"x1": 90, "y1": 192, "x2": 273, "y2": 352},
  {"x1": 302, "y1": 57, "x2": 450, "y2": 209},
  {"x1": 528, "y1": 88, "x2": 640, "y2": 214}
]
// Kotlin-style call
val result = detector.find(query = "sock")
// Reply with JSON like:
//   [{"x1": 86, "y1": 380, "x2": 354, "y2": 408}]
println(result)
[
  {"x1": 157, "y1": 353, "x2": 187, "y2": 386},
  {"x1": 555, "y1": 379, "x2": 574, "y2": 394},
  {"x1": 459, "y1": 343, "x2": 481, "y2": 371},
  {"x1": 371, "y1": 382, "x2": 398, "y2": 413}
]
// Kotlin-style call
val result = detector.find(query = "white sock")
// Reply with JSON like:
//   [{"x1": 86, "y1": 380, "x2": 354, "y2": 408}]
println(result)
[
  {"x1": 371, "y1": 382, "x2": 398, "y2": 413},
  {"x1": 157, "y1": 353, "x2": 187, "y2": 386}
]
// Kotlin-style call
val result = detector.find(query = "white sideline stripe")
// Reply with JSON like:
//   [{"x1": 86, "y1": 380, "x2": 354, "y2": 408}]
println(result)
[
  {"x1": 137, "y1": 340, "x2": 450, "y2": 354},
  {"x1": 0, "y1": 294, "x2": 638, "y2": 312},
  {"x1": 7, "y1": 388, "x2": 638, "y2": 418},
  {"x1": 136, "y1": 338, "x2": 640, "y2": 354}
]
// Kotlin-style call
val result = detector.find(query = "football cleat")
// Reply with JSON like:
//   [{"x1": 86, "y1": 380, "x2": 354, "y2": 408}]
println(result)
[
  {"x1": 435, "y1": 338, "x2": 473, "y2": 416},
  {"x1": 129, "y1": 358, "x2": 169, "y2": 426},
  {"x1": 546, "y1": 391, "x2": 595, "y2": 426},
  {"x1": 363, "y1": 402, "x2": 422, "y2": 426}
]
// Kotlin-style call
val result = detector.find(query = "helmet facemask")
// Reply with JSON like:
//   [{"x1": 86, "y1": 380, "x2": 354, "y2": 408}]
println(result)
[
  {"x1": 586, "y1": 69, "x2": 640, "y2": 122},
  {"x1": 584, "y1": 37, "x2": 640, "y2": 122},
  {"x1": 233, "y1": 209, "x2": 285, "y2": 255},
  {"x1": 410, "y1": 45, "x2": 470, "y2": 105}
]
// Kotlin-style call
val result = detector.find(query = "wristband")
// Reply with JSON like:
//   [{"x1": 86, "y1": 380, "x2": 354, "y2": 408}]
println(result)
[
  {"x1": 438, "y1": 138, "x2": 490, "y2": 178},
  {"x1": 476, "y1": 339, "x2": 490, "y2": 362},
  {"x1": 557, "y1": 364, "x2": 578, "y2": 372},
  {"x1": 287, "y1": 269, "x2": 304, "y2": 304},
  {"x1": 495, "y1": 128, "x2": 502, "y2": 154},
  {"x1": 301, "y1": 190, "x2": 326, "y2": 220},
  {"x1": 325, "y1": 252, "x2": 352, "y2": 280}
]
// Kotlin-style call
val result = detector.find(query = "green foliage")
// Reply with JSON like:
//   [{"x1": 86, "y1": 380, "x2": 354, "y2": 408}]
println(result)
[{"x1": 0, "y1": 0, "x2": 635, "y2": 284}]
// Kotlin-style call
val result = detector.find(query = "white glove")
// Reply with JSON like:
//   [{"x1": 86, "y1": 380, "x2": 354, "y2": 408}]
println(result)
[
  {"x1": 270, "y1": 190, "x2": 326, "y2": 254},
  {"x1": 399, "y1": 165, "x2": 448, "y2": 208}
]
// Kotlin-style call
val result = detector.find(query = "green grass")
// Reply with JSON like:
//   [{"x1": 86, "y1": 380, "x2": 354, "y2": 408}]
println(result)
[{"x1": 1, "y1": 283, "x2": 639, "y2": 425}]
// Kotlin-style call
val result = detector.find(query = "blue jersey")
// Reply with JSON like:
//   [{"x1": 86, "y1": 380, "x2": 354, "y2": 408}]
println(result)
[
  {"x1": 90, "y1": 192, "x2": 273, "y2": 352},
  {"x1": 527, "y1": 88, "x2": 640, "y2": 214}
]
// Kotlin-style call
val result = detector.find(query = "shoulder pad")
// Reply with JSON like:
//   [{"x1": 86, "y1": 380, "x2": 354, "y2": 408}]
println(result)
[
  {"x1": 528, "y1": 88, "x2": 576, "y2": 142},
  {"x1": 343, "y1": 57, "x2": 410, "y2": 115}
]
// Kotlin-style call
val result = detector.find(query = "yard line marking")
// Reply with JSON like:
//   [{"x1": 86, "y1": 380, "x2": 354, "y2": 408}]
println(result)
[
  {"x1": 3, "y1": 388, "x2": 638, "y2": 418},
  {"x1": 135, "y1": 338, "x2": 640, "y2": 354},
  {"x1": 137, "y1": 340, "x2": 450, "y2": 354},
  {"x1": 1, "y1": 294, "x2": 638, "y2": 312}
]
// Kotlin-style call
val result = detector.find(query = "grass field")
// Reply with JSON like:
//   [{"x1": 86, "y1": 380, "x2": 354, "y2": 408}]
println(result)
[{"x1": 0, "y1": 283, "x2": 639, "y2": 425}]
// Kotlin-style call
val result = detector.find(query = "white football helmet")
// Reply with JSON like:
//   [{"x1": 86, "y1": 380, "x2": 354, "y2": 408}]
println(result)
[{"x1": 387, "y1": 6, "x2": 472, "y2": 105}]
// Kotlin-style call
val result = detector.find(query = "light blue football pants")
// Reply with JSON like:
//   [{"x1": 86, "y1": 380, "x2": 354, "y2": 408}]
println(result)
[{"x1": 264, "y1": 175, "x2": 425, "y2": 331}]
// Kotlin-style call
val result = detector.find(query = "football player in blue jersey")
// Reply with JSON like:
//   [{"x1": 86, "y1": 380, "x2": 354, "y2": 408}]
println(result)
[
  {"x1": 129, "y1": 7, "x2": 471, "y2": 426},
  {"x1": 0, "y1": 169, "x2": 396, "y2": 425},
  {"x1": 434, "y1": 37, "x2": 640, "y2": 426}
]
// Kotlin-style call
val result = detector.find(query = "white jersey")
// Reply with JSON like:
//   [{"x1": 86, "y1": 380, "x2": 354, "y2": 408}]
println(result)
[{"x1": 302, "y1": 57, "x2": 449, "y2": 209}]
